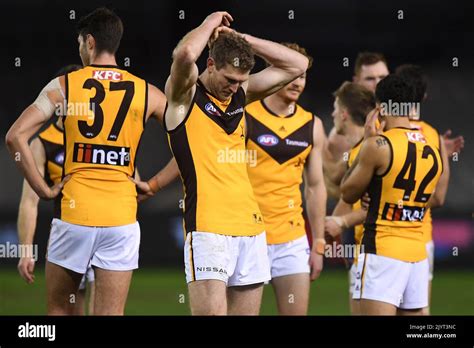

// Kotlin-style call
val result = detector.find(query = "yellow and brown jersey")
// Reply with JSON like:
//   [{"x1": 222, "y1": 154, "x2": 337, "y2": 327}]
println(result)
[
  {"x1": 166, "y1": 80, "x2": 264, "y2": 237},
  {"x1": 362, "y1": 127, "x2": 442, "y2": 262},
  {"x1": 347, "y1": 138, "x2": 363, "y2": 246},
  {"x1": 38, "y1": 122, "x2": 64, "y2": 186},
  {"x1": 59, "y1": 65, "x2": 147, "y2": 226},
  {"x1": 245, "y1": 100, "x2": 314, "y2": 244},
  {"x1": 409, "y1": 120, "x2": 441, "y2": 243}
]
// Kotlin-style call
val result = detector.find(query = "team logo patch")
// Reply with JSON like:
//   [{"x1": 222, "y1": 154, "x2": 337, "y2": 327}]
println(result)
[
  {"x1": 406, "y1": 131, "x2": 426, "y2": 143},
  {"x1": 257, "y1": 134, "x2": 279, "y2": 146},
  {"x1": 92, "y1": 70, "x2": 122, "y2": 81},
  {"x1": 205, "y1": 103, "x2": 221, "y2": 116},
  {"x1": 55, "y1": 151, "x2": 64, "y2": 165}
]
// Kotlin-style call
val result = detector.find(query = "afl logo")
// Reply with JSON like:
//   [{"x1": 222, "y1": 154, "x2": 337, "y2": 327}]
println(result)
[
  {"x1": 55, "y1": 151, "x2": 64, "y2": 164},
  {"x1": 205, "y1": 103, "x2": 221, "y2": 116},
  {"x1": 257, "y1": 134, "x2": 279, "y2": 146}
]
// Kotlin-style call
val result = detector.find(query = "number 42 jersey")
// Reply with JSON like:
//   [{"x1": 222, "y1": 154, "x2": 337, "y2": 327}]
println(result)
[
  {"x1": 363, "y1": 127, "x2": 442, "y2": 262},
  {"x1": 59, "y1": 65, "x2": 147, "y2": 227}
]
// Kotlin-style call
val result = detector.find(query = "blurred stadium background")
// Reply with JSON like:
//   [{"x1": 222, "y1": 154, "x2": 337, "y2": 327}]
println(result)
[{"x1": 0, "y1": 0, "x2": 472, "y2": 315}]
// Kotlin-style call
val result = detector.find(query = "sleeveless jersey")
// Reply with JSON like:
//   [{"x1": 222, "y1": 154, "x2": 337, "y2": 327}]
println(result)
[
  {"x1": 362, "y1": 127, "x2": 442, "y2": 262},
  {"x1": 245, "y1": 100, "x2": 314, "y2": 244},
  {"x1": 166, "y1": 80, "x2": 264, "y2": 236},
  {"x1": 59, "y1": 65, "x2": 147, "y2": 226},
  {"x1": 38, "y1": 122, "x2": 64, "y2": 186}
]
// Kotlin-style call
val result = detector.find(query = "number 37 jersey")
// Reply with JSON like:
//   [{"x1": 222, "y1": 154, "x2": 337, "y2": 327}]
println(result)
[
  {"x1": 59, "y1": 65, "x2": 147, "y2": 226},
  {"x1": 363, "y1": 127, "x2": 442, "y2": 262}
]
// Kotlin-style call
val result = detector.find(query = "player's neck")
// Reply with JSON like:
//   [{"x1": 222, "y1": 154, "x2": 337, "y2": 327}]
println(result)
[
  {"x1": 263, "y1": 95, "x2": 296, "y2": 117},
  {"x1": 384, "y1": 115, "x2": 412, "y2": 130},
  {"x1": 344, "y1": 123, "x2": 364, "y2": 147},
  {"x1": 200, "y1": 71, "x2": 225, "y2": 102},
  {"x1": 90, "y1": 53, "x2": 117, "y2": 67}
]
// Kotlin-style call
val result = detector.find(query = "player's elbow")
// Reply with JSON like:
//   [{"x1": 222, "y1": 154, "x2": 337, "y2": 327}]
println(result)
[
  {"x1": 291, "y1": 55, "x2": 309, "y2": 77},
  {"x1": 340, "y1": 185, "x2": 357, "y2": 205},
  {"x1": 5, "y1": 128, "x2": 19, "y2": 151},
  {"x1": 173, "y1": 45, "x2": 197, "y2": 66}
]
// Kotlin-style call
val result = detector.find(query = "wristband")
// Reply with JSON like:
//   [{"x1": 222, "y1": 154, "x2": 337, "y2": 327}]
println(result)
[{"x1": 314, "y1": 238, "x2": 326, "y2": 255}]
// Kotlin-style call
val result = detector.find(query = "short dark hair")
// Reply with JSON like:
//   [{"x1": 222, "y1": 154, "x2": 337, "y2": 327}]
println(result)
[
  {"x1": 354, "y1": 52, "x2": 387, "y2": 75},
  {"x1": 54, "y1": 64, "x2": 82, "y2": 78},
  {"x1": 209, "y1": 32, "x2": 255, "y2": 71},
  {"x1": 395, "y1": 64, "x2": 427, "y2": 103},
  {"x1": 375, "y1": 74, "x2": 413, "y2": 116},
  {"x1": 333, "y1": 82, "x2": 375, "y2": 126},
  {"x1": 77, "y1": 8, "x2": 123, "y2": 55}
]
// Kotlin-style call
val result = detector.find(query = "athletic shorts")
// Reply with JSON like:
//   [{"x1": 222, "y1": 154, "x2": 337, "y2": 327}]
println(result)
[
  {"x1": 267, "y1": 235, "x2": 310, "y2": 279},
  {"x1": 47, "y1": 218, "x2": 140, "y2": 274},
  {"x1": 184, "y1": 231, "x2": 270, "y2": 287},
  {"x1": 352, "y1": 253, "x2": 429, "y2": 309},
  {"x1": 349, "y1": 262, "x2": 357, "y2": 294},
  {"x1": 426, "y1": 240, "x2": 435, "y2": 281},
  {"x1": 78, "y1": 266, "x2": 95, "y2": 291}
]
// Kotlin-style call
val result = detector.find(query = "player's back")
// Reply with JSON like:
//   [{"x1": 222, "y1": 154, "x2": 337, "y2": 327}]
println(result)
[
  {"x1": 60, "y1": 65, "x2": 147, "y2": 227},
  {"x1": 362, "y1": 127, "x2": 442, "y2": 262}
]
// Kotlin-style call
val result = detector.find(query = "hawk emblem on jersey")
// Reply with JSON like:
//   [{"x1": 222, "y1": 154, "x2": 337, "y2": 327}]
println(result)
[{"x1": 405, "y1": 132, "x2": 426, "y2": 143}]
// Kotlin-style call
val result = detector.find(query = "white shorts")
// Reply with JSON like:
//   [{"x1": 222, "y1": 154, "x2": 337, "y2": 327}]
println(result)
[
  {"x1": 78, "y1": 266, "x2": 95, "y2": 291},
  {"x1": 426, "y1": 240, "x2": 435, "y2": 281},
  {"x1": 184, "y1": 231, "x2": 271, "y2": 287},
  {"x1": 349, "y1": 263, "x2": 357, "y2": 294},
  {"x1": 267, "y1": 235, "x2": 310, "y2": 279},
  {"x1": 47, "y1": 218, "x2": 140, "y2": 274},
  {"x1": 352, "y1": 253, "x2": 429, "y2": 309}
]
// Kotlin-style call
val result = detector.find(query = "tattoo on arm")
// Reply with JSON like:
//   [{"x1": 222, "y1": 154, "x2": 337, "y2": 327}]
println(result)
[{"x1": 376, "y1": 138, "x2": 388, "y2": 147}]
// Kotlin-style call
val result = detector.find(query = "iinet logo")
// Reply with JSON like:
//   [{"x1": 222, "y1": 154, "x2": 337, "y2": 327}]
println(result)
[
  {"x1": 93, "y1": 70, "x2": 122, "y2": 81},
  {"x1": 73, "y1": 143, "x2": 130, "y2": 166}
]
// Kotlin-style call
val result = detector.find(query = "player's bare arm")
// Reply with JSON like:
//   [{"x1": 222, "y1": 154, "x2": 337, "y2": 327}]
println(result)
[
  {"x1": 428, "y1": 136, "x2": 450, "y2": 208},
  {"x1": 340, "y1": 135, "x2": 390, "y2": 204},
  {"x1": 242, "y1": 36, "x2": 309, "y2": 104},
  {"x1": 165, "y1": 12, "x2": 233, "y2": 131},
  {"x1": 146, "y1": 83, "x2": 167, "y2": 123},
  {"x1": 325, "y1": 198, "x2": 367, "y2": 238},
  {"x1": 17, "y1": 138, "x2": 45, "y2": 284},
  {"x1": 303, "y1": 117, "x2": 327, "y2": 281},
  {"x1": 5, "y1": 76, "x2": 69, "y2": 200}
]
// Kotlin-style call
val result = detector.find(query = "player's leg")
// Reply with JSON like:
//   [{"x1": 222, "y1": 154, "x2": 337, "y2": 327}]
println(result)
[
  {"x1": 188, "y1": 280, "x2": 227, "y2": 315},
  {"x1": 267, "y1": 235, "x2": 311, "y2": 315},
  {"x1": 360, "y1": 299, "x2": 397, "y2": 315},
  {"x1": 422, "y1": 241, "x2": 434, "y2": 315},
  {"x1": 226, "y1": 232, "x2": 270, "y2": 315},
  {"x1": 74, "y1": 289, "x2": 86, "y2": 315},
  {"x1": 46, "y1": 218, "x2": 96, "y2": 315},
  {"x1": 93, "y1": 268, "x2": 133, "y2": 315},
  {"x1": 184, "y1": 232, "x2": 235, "y2": 315},
  {"x1": 227, "y1": 283, "x2": 264, "y2": 315},
  {"x1": 348, "y1": 263, "x2": 361, "y2": 315},
  {"x1": 90, "y1": 221, "x2": 140, "y2": 315},
  {"x1": 353, "y1": 253, "x2": 409, "y2": 316},
  {"x1": 88, "y1": 280, "x2": 96, "y2": 315},
  {"x1": 271, "y1": 274, "x2": 309, "y2": 315},
  {"x1": 45, "y1": 261, "x2": 83, "y2": 315},
  {"x1": 399, "y1": 258, "x2": 429, "y2": 316}
]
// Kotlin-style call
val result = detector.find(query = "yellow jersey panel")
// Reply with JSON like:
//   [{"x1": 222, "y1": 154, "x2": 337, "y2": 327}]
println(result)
[
  {"x1": 167, "y1": 80, "x2": 264, "y2": 237},
  {"x1": 362, "y1": 127, "x2": 442, "y2": 262},
  {"x1": 245, "y1": 100, "x2": 314, "y2": 244},
  {"x1": 60, "y1": 65, "x2": 147, "y2": 226},
  {"x1": 38, "y1": 122, "x2": 64, "y2": 186},
  {"x1": 410, "y1": 120, "x2": 441, "y2": 243},
  {"x1": 348, "y1": 138, "x2": 363, "y2": 245}
]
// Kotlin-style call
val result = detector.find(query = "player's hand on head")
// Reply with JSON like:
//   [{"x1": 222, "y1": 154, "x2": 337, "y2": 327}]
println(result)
[
  {"x1": 204, "y1": 11, "x2": 233, "y2": 28},
  {"x1": 309, "y1": 250, "x2": 323, "y2": 281},
  {"x1": 209, "y1": 26, "x2": 237, "y2": 48},
  {"x1": 17, "y1": 257, "x2": 35, "y2": 284},
  {"x1": 364, "y1": 107, "x2": 382, "y2": 140},
  {"x1": 442, "y1": 129, "x2": 465, "y2": 156}
]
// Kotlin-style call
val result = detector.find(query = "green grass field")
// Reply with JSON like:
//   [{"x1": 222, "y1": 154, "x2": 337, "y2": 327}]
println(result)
[{"x1": 1, "y1": 268, "x2": 473, "y2": 315}]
